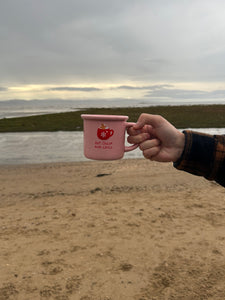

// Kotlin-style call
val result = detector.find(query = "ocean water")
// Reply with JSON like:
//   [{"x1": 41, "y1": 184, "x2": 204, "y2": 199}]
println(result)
[
  {"x1": 0, "y1": 131, "x2": 85, "y2": 165},
  {"x1": 1, "y1": 98, "x2": 224, "y2": 119},
  {"x1": 0, "y1": 101, "x2": 79, "y2": 119},
  {"x1": 0, "y1": 128, "x2": 225, "y2": 165}
]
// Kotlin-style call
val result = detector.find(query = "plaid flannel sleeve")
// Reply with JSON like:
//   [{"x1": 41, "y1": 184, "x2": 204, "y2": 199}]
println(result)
[{"x1": 173, "y1": 130, "x2": 225, "y2": 187}]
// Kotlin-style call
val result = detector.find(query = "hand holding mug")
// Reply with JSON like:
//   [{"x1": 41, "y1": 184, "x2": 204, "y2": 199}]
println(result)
[{"x1": 127, "y1": 113, "x2": 185, "y2": 162}]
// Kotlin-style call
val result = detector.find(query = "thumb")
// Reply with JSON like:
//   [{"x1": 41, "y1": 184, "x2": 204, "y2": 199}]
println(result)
[{"x1": 134, "y1": 113, "x2": 161, "y2": 130}]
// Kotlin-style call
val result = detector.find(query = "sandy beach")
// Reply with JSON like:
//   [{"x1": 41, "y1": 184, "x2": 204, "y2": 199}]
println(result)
[{"x1": 0, "y1": 158, "x2": 225, "y2": 300}]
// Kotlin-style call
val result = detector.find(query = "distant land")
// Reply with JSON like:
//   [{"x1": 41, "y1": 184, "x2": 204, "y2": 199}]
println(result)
[{"x1": 0, "y1": 104, "x2": 225, "y2": 132}]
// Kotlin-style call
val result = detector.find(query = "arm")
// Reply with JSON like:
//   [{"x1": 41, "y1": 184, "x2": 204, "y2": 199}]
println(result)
[
  {"x1": 174, "y1": 130, "x2": 225, "y2": 187},
  {"x1": 128, "y1": 113, "x2": 225, "y2": 187}
]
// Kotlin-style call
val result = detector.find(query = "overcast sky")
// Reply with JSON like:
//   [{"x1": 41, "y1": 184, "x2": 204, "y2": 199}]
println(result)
[{"x1": 1, "y1": 0, "x2": 225, "y2": 103}]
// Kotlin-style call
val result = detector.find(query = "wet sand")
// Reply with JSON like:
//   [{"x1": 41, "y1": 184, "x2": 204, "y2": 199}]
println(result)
[{"x1": 0, "y1": 159, "x2": 225, "y2": 299}]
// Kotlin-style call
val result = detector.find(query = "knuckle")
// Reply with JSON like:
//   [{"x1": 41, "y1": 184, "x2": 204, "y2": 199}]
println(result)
[
  {"x1": 127, "y1": 136, "x2": 134, "y2": 144},
  {"x1": 134, "y1": 135, "x2": 143, "y2": 144},
  {"x1": 128, "y1": 127, "x2": 139, "y2": 136},
  {"x1": 155, "y1": 114, "x2": 165, "y2": 124},
  {"x1": 139, "y1": 140, "x2": 147, "y2": 150},
  {"x1": 143, "y1": 150, "x2": 150, "y2": 160},
  {"x1": 140, "y1": 113, "x2": 149, "y2": 122}
]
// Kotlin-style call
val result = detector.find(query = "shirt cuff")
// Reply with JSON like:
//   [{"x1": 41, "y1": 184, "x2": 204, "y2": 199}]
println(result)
[
  {"x1": 173, "y1": 130, "x2": 216, "y2": 180},
  {"x1": 173, "y1": 130, "x2": 191, "y2": 169}
]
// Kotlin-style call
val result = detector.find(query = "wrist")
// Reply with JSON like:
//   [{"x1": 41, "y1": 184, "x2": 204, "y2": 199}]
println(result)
[{"x1": 173, "y1": 132, "x2": 185, "y2": 162}]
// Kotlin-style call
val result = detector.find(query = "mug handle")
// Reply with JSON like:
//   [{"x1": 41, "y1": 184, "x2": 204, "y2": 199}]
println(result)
[{"x1": 124, "y1": 122, "x2": 139, "y2": 152}]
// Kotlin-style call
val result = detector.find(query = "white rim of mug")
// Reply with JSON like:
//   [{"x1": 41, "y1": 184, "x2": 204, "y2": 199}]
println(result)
[{"x1": 81, "y1": 114, "x2": 129, "y2": 121}]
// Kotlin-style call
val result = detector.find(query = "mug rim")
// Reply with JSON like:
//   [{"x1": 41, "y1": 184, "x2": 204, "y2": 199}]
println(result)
[{"x1": 81, "y1": 114, "x2": 128, "y2": 121}]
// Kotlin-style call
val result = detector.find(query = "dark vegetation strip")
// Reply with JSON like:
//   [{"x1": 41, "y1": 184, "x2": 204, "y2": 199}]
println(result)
[{"x1": 0, "y1": 105, "x2": 225, "y2": 132}]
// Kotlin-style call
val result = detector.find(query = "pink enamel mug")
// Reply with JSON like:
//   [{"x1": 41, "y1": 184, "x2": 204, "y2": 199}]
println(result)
[{"x1": 81, "y1": 114, "x2": 138, "y2": 160}]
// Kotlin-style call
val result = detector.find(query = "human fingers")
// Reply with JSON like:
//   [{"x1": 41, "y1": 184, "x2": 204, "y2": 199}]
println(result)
[
  {"x1": 127, "y1": 126, "x2": 148, "y2": 136},
  {"x1": 134, "y1": 113, "x2": 165, "y2": 130},
  {"x1": 143, "y1": 146, "x2": 161, "y2": 161},
  {"x1": 127, "y1": 132, "x2": 150, "y2": 144},
  {"x1": 139, "y1": 138, "x2": 160, "y2": 151},
  {"x1": 127, "y1": 126, "x2": 142, "y2": 136},
  {"x1": 127, "y1": 124, "x2": 150, "y2": 136},
  {"x1": 138, "y1": 139, "x2": 161, "y2": 160}
]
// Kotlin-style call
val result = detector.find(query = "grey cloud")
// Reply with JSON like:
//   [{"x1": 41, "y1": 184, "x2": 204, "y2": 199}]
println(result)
[
  {"x1": 113, "y1": 85, "x2": 147, "y2": 90},
  {"x1": 145, "y1": 88, "x2": 225, "y2": 100},
  {"x1": 48, "y1": 87, "x2": 101, "y2": 92},
  {"x1": 0, "y1": 87, "x2": 7, "y2": 91},
  {"x1": 207, "y1": 90, "x2": 225, "y2": 99},
  {"x1": 113, "y1": 84, "x2": 173, "y2": 90},
  {"x1": 0, "y1": 1, "x2": 225, "y2": 85}
]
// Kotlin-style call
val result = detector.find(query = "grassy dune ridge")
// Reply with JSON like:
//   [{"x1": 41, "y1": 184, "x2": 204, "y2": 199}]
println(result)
[{"x1": 0, "y1": 104, "x2": 225, "y2": 132}]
